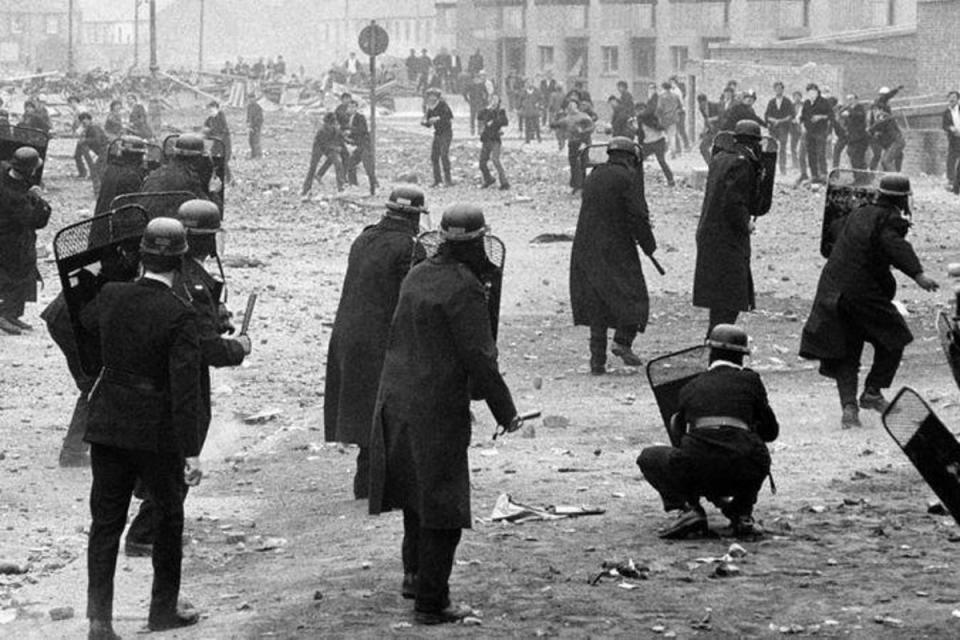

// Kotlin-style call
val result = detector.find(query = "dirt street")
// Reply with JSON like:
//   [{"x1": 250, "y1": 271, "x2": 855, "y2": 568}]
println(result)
[{"x1": 3, "y1": 107, "x2": 960, "y2": 639}]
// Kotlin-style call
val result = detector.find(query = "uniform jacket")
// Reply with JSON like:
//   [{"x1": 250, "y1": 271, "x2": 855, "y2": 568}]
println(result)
[
  {"x1": 174, "y1": 258, "x2": 245, "y2": 446},
  {"x1": 677, "y1": 365, "x2": 779, "y2": 442},
  {"x1": 800, "y1": 202, "x2": 922, "y2": 359},
  {"x1": 324, "y1": 215, "x2": 419, "y2": 447},
  {"x1": 693, "y1": 138, "x2": 762, "y2": 312},
  {"x1": 369, "y1": 252, "x2": 516, "y2": 529},
  {"x1": 141, "y1": 159, "x2": 212, "y2": 203},
  {"x1": 95, "y1": 160, "x2": 146, "y2": 214},
  {"x1": 570, "y1": 159, "x2": 656, "y2": 328},
  {"x1": 477, "y1": 107, "x2": 508, "y2": 143},
  {"x1": 80, "y1": 278, "x2": 203, "y2": 457},
  {"x1": 0, "y1": 171, "x2": 51, "y2": 287}
]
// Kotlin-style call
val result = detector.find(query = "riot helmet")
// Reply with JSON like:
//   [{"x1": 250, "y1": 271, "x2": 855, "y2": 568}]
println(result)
[
  {"x1": 140, "y1": 217, "x2": 189, "y2": 257},
  {"x1": 878, "y1": 173, "x2": 911, "y2": 196},
  {"x1": 10, "y1": 147, "x2": 42, "y2": 177},
  {"x1": 174, "y1": 133, "x2": 206, "y2": 157},
  {"x1": 120, "y1": 135, "x2": 147, "y2": 156},
  {"x1": 733, "y1": 120, "x2": 762, "y2": 141},
  {"x1": 177, "y1": 199, "x2": 223, "y2": 258},
  {"x1": 607, "y1": 136, "x2": 639, "y2": 156},
  {"x1": 440, "y1": 204, "x2": 487, "y2": 242},
  {"x1": 385, "y1": 186, "x2": 427, "y2": 217},
  {"x1": 706, "y1": 324, "x2": 750, "y2": 364}
]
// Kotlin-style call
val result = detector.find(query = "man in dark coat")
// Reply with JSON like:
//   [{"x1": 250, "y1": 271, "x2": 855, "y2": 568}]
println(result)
[
  {"x1": 203, "y1": 101, "x2": 232, "y2": 184},
  {"x1": 837, "y1": 94, "x2": 870, "y2": 172},
  {"x1": 324, "y1": 188, "x2": 425, "y2": 499},
  {"x1": 341, "y1": 100, "x2": 377, "y2": 190},
  {"x1": 95, "y1": 136, "x2": 148, "y2": 214},
  {"x1": 80, "y1": 218, "x2": 203, "y2": 639},
  {"x1": 477, "y1": 94, "x2": 510, "y2": 189},
  {"x1": 638, "y1": 324, "x2": 779, "y2": 539},
  {"x1": 141, "y1": 133, "x2": 221, "y2": 210},
  {"x1": 799, "y1": 174, "x2": 938, "y2": 428},
  {"x1": 693, "y1": 120, "x2": 766, "y2": 332},
  {"x1": 246, "y1": 94, "x2": 264, "y2": 159},
  {"x1": 0, "y1": 147, "x2": 51, "y2": 335},
  {"x1": 422, "y1": 89, "x2": 454, "y2": 187},
  {"x1": 570, "y1": 137, "x2": 657, "y2": 374},
  {"x1": 300, "y1": 113, "x2": 344, "y2": 199},
  {"x1": 125, "y1": 200, "x2": 250, "y2": 556},
  {"x1": 369, "y1": 204, "x2": 519, "y2": 625},
  {"x1": 800, "y1": 83, "x2": 832, "y2": 183},
  {"x1": 79, "y1": 112, "x2": 110, "y2": 196}
]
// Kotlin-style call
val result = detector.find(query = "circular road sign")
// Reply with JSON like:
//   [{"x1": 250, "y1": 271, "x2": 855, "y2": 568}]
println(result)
[{"x1": 359, "y1": 24, "x2": 389, "y2": 57}]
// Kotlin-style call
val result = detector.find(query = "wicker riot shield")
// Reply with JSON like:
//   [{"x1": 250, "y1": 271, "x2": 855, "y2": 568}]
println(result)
[
  {"x1": 821, "y1": 169, "x2": 883, "y2": 258},
  {"x1": 162, "y1": 134, "x2": 225, "y2": 203},
  {"x1": 414, "y1": 230, "x2": 506, "y2": 340},
  {"x1": 53, "y1": 205, "x2": 150, "y2": 376},
  {"x1": 0, "y1": 125, "x2": 50, "y2": 184},
  {"x1": 882, "y1": 387, "x2": 960, "y2": 526},
  {"x1": 109, "y1": 191, "x2": 196, "y2": 221},
  {"x1": 645, "y1": 345, "x2": 710, "y2": 445}
]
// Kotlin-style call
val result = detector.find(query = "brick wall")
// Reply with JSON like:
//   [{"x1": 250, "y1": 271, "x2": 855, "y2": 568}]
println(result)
[
  {"x1": 917, "y1": 0, "x2": 960, "y2": 95},
  {"x1": 903, "y1": 128, "x2": 950, "y2": 177},
  {"x1": 710, "y1": 44, "x2": 917, "y2": 99}
]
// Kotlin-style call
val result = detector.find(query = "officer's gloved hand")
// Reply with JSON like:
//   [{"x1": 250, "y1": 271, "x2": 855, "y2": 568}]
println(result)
[
  {"x1": 235, "y1": 334, "x2": 252, "y2": 355},
  {"x1": 914, "y1": 273, "x2": 939, "y2": 292},
  {"x1": 504, "y1": 414, "x2": 523, "y2": 434},
  {"x1": 218, "y1": 303, "x2": 235, "y2": 334}
]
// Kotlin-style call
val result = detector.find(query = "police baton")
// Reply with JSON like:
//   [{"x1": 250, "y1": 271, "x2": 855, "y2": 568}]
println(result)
[
  {"x1": 493, "y1": 410, "x2": 542, "y2": 440},
  {"x1": 647, "y1": 254, "x2": 666, "y2": 276},
  {"x1": 239, "y1": 292, "x2": 258, "y2": 336}
]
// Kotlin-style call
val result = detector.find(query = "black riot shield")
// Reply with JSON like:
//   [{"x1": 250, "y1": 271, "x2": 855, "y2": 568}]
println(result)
[
  {"x1": 937, "y1": 306, "x2": 960, "y2": 391},
  {"x1": 54, "y1": 205, "x2": 150, "y2": 376},
  {"x1": 882, "y1": 387, "x2": 960, "y2": 526},
  {"x1": 821, "y1": 169, "x2": 883, "y2": 258},
  {"x1": 162, "y1": 134, "x2": 225, "y2": 202},
  {"x1": 109, "y1": 191, "x2": 196, "y2": 221},
  {"x1": 645, "y1": 345, "x2": 710, "y2": 445},
  {"x1": 755, "y1": 136, "x2": 778, "y2": 217},
  {"x1": 0, "y1": 125, "x2": 50, "y2": 184},
  {"x1": 414, "y1": 230, "x2": 506, "y2": 340}
]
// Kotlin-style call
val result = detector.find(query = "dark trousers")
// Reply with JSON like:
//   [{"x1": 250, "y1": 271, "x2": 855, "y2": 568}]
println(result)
[
  {"x1": 568, "y1": 139, "x2": 588, "y2": 189},
  {"x1": 432, "y1": 131, "x2": 452, "y2": 185},
  {"x1": 806, "y1": 133, "x2": 828, "y2": 181},
  {"x1": 881, "y1": 138, "x2": 905, "y2": 172},
  {"x1": 523, "y1": 115, "x2": 541, "y2": 142},
  {"x1": 468, "y1": 103, "x2": 480, "y2": 135},
  {"x1": 589, "y1": 324, "x2": 638, "y2": 368},
  {"x1": 708, "y1": 308, "x2": 739, "y2": 333},
  {"x1": 868, "y1": 140, "x2": 884, "y2": 171},
  {"x1": 301, "y1": 148, "x2": 343, "y2": 195},
  {"x1": 947, "y1": 141, "x2": 960, "y2": 193},
  {"x1": 0, "y1": 280, "x2": 32, "y2": 319},
  {"x1": 354, "y1": 446, "x2": 369, "y2": 499},
  {"x1": 638, "y1": 429, "x2": 770, "y2": 518},
  {"x1": 402, "y1": 509, "x2": 461, "y2": 613},
  {"x1": 676, "y1": 115, "x2": 690, "y2": 151},
  {"x1": 479, "y1": 139, "x2": 508, "y2": 186},
  {"x1": 699, "y1": 130, "x2": 715, "y2": 165},
  {"x1": 789, "y1": 123, "x2": 801, "y2": 167},
  {"x1": 796, "y1": 133, "x2": 808, "y2": 180},
  {"x1": 87, "y1": 444, "x2": 184, "y2": 622},
  {"x1": 819, "y1": 340, "x2": 903, "y2": 405},
  {"x1": 832, "y1": 135, "x2": 848, "y2": 170},
  {"x1": 641, "y1": 138, "x2": 675, "y2": 185},
  {"x1": 847, "y1": 140, "x2": 869, "y2": 171},
  {"x1": 346, "y1": 144, "x2": 376, "y2": 187},
  {"x1": 771, "y1": 126, "x2": 789, "y2": 173},
  {"x1": 249, "y1": 126, "x2": 262, "y2": 159},
  {"x1": 74, "y1": 140, "x2": 93, "y2": 177}
]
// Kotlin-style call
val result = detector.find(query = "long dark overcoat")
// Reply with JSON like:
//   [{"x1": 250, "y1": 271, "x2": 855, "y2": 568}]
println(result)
[
  {"x1": 0, "y1": 170, "x2": 51, "y2": 299},
  {"x1": 692, "y1": 142, "x2": 760, "y2": 312},
  {"x1": 570, "y1": 159, "x2": 656, "y2": 329},
  {"x1": 368, "y1": 252, "x2": 516, "y2": 529},
  {"x1": 800, "y1": 203, "x2": 922, "y2": 360},
  {"x1": 95, "y1": 161, "x2": 146, "y2": 214},
  {"x1": 324, "y1": 215, "x2": 418, "y2": 447}
]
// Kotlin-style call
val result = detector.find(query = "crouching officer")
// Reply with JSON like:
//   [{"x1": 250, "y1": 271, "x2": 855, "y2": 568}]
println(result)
[
  {"x1": 369, "y1": 204, "x2": 520, "y2": 625},
  {"x1": 570, "y1": 136, "x2": 657, "y2": 374},
  {"x1": 124, "y1": 199, "x2": 251, "y2": 556},
  {"x1": 638, "y1": 324, "x2": 779, "y2": 539},
  {"x1": 80, "y1": 218, "x2": 203, "y2": 639},
  {"x1": 324, "y1": 187, "x2": 426, "y2": 499},
  {"x1": 800, "y1": 174, "x2": 938, "y2": 428}
]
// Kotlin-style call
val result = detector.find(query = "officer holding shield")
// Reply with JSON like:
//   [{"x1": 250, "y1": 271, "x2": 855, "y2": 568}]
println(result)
[
  {"x1": 800, "y1": 174, "x2": 938, "y2": 428},
  {"x1": 369, "y1": 204, "x2": 519, "y2": 625}
]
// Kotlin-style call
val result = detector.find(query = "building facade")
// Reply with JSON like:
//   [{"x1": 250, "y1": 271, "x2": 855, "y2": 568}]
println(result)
[
  {"x1": 455, "y1": 0, "x2": 917, "y2": 100},
  {"x1": 0, "y1": 0, "x2": 72, "y2": 74}
]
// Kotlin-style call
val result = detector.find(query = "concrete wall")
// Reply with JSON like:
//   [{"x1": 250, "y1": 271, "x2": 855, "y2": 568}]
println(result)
[{"x1": 917, "y1": 0, "x2": 960, "y2": 96}]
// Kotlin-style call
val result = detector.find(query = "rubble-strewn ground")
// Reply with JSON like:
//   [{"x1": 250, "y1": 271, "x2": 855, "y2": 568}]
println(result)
[{"x1": 3, "y1": 108, "x2": 960, "y2": 639}]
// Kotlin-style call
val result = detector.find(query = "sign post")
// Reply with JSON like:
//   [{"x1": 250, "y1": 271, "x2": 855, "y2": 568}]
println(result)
[{"x1": 358, "y1": 21, "x2": 389, "y2": 196}]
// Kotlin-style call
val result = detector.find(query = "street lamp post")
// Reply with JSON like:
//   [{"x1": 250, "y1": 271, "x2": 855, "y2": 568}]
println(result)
[
  {"x1": 134, "y1": 0, "x2": 140, "y2": 69},
  {"x1": 198, "y1": 0, "x2": 205, "y2": 73},
  {"x1": 67, "y1": 0, "x2": 75, "y2": 74}
]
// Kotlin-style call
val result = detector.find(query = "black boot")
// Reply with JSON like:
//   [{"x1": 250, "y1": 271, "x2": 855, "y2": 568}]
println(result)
[{"x1": 589, "y1": 332, "x2": 607, "y2": 375}]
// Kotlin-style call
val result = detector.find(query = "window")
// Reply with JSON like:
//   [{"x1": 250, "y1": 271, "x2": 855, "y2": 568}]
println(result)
[
  {"x1": 11, "y1": 14, "x2": 25, "y2": 34},
  {"x1": 632, "y1": 38, "x2": 655, "y2": 78},
  {"x1": 503, "y1": 6, "x2": 524, "y2": 30},
  {"x1": 670, "y1": 45, "x2": 688, "y2": 73},
  {"x1": 539, "y1": 46, "x2": 554, "y2": 71},
  {"x1": 601, "y1": 46, "x2": 619, "y2": 74},
  {"x1": 46, "y1": 16, "x2": 59, "y2": 35}
]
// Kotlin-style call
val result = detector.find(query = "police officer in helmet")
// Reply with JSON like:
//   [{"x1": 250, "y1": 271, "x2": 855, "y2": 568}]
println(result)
[
  {"x1": 325, "y1": 186, "x2": 427, "y2": 500},
  {"x1": 95, "y1": 135, "x2": 149, "y2": 214},
  {"x1": 800, "y1": 173, "x2": 938, "y2": 428},
  {"x1": 141, "y1": 133, "x2": 221, "y2": 209},
  {"x1": 570, "y1": 136, "x2": 657, "y2": 374},
  {"x1": 369, "y1": 203, "x2": 519, "y2": 624},
  {"x1": 638, "y1": 324, "x2": 779, "y2": 539},
  {"x1": 81, "y1": 217, "x2": 204, "y2": 638}
]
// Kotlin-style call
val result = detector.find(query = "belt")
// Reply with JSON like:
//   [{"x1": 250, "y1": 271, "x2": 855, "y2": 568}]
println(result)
[
  {"x1": 693, "y1": 416, "x2": 749, "y2": 431},
  {"x1": 101, "y1": 367, "x2": 164, "y2": 393}
]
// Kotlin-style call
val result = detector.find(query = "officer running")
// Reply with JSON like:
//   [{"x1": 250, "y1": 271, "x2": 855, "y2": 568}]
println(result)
[
  {"x1": 800, "y1": 174, "x2": 938, "y2": 428},
  {"x1": 324, "y1": 187, "x2": 427, "y2": 499},
  {"x1": 638, "y1": 324, "x2": 780, "y2": 539},
  {"x1": 369, "y1": 204, "x2": 520, "y2": 625},
  {"x1": 570, "y1": 136, "x2": 657, "y2": 374},
  {"x1": 124, "y1": 200, "x2": 251, "y2": 556},
  {"x1": 80, "y1": 218, "x2": 204, "y2": 639}
]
